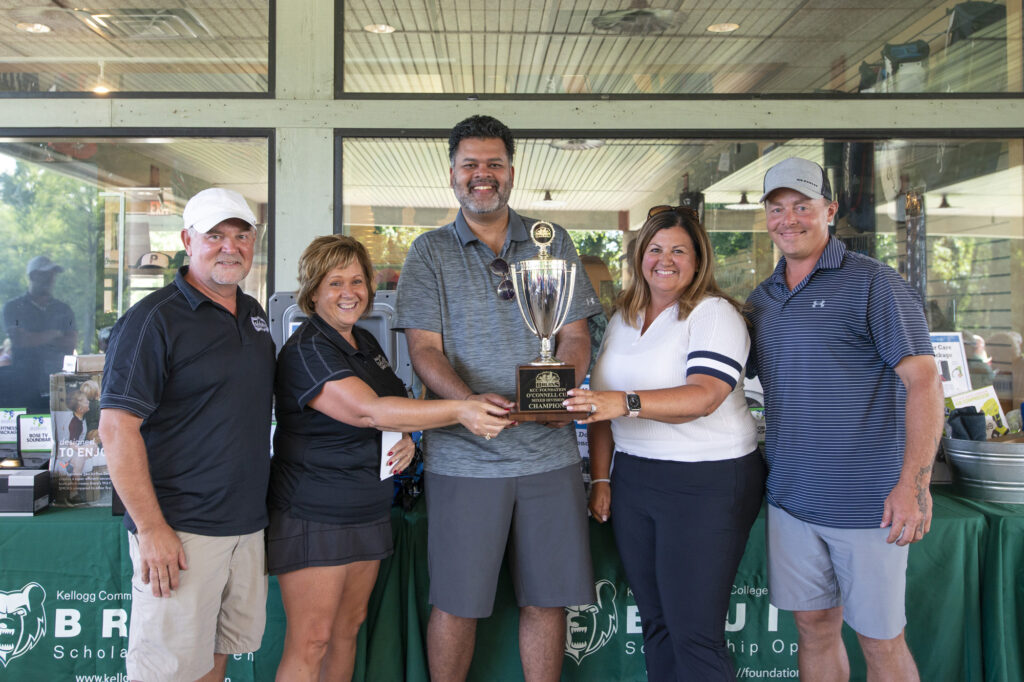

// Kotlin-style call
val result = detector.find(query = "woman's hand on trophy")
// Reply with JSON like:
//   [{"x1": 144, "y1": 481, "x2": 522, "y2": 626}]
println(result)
[
  {"x1": 458, "y1": 399, "x2": 512, "y2": 440},
  {"x1": 563, "y1": 388, "x2": 627, "y2": 424}
]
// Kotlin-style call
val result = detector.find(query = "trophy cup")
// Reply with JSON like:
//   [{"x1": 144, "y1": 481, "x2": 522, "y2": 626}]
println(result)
[{"x1": 508, "y1": 221, "x2": 588, "y2": 421}]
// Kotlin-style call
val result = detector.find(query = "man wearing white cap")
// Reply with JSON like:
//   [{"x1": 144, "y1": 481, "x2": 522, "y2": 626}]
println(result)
[
  {"x1": 99, "y1": 188, "x2": 275, "y2": 682},
  {"x1": 746, "y1": 158, "x2": 943, "y2": 680},
  {"x1": 2, "y1": 254, "x2": 77, "y2": 410}
]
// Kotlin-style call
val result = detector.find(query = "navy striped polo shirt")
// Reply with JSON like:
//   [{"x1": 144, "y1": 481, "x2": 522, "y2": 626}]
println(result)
[{"x1": 746, "y1": 237, "x2": 933, "y2": 528}]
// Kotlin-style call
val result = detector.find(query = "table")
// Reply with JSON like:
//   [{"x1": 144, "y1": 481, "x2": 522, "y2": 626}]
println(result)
[
  {"x1": 944, "y1": 491, "x2": 1024, "y2": 682},
  {"x1": 0, "y1": 487, "x2": 1016, "y2": 681}
]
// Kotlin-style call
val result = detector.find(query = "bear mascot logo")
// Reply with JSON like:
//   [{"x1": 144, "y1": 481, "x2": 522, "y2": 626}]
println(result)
[
  {"x1": 0, "y1": 582, "x2": 46, "y2": 668},
  {"x1": 564, "y1": 579, "x2": 617, "y2": 664}
]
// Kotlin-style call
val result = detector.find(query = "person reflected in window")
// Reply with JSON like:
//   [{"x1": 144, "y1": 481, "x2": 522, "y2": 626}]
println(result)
[
  {"x1": 965, "y1": 332, "x2": 995, "y2": 388},
  {"x1": 565, "y1": 206, "x2": 765, "y2": 680},
  {"x1": 2, "y1": 255, "x2": 77, "y2": 411}
]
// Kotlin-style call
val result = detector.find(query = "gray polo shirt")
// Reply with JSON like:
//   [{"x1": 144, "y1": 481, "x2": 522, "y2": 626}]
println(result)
[{"x1": 395, "y1": 208, "x2": 601, "y2": 477}]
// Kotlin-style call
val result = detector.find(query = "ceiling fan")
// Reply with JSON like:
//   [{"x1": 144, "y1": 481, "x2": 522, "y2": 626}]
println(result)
[{"x1": 592, "y1": 0, "x2": 684, "y2": 35}]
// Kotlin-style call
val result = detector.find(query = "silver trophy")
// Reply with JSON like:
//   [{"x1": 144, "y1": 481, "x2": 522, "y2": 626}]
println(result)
[
  {"x1": 508, "y1": 221, "x2": 584, "y2": 419},
  {"x1": 510, "y1": 221, "x2": 577, "y2": 364}
]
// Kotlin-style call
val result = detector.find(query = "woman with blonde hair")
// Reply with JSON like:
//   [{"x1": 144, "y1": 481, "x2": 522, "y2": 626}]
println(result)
[
  {"x1": 269, "y1": 235, "x2": 511, "y2": 682},
  {"x1": 564, "y1": 205, "x2": 765, "y2": 679}
]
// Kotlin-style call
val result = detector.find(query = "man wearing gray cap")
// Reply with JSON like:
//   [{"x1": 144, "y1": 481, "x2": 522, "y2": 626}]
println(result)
[
  {"x1": 99, "y1": 188, "x2": 275, "y2": 682},
  {"x1": 746, "y1": 157, "x2": 943, "y2": 680},
  {"x1": 2, "y1": 255, "x2": 77, "y2": 410}
]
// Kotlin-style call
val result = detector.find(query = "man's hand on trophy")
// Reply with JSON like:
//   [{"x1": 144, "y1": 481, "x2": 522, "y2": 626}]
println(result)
[{"x1": 457, "y1": 398, "x2": 513, "y2": 440}]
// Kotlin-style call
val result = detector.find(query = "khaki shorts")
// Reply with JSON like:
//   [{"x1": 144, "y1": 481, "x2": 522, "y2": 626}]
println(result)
[{"x1": 126, "y1": 530, "x2": 267, "y2": 682}]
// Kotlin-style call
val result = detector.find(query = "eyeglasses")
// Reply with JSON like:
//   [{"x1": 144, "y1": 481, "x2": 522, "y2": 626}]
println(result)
[
  {"x1": 489, "y1": 258, "x2": 515, "y2": 301},
  {"x1": 647, "y1": 204, "x2": 700, "y2": 220}
]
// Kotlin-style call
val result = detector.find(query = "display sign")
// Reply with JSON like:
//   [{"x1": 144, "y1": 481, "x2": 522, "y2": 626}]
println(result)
[
  {"x1": 0, "y1": 408, "x2": 26, "y2": 445},
  {"x1": 931, "y1": 332, "x2": 972, "y2": 397}
]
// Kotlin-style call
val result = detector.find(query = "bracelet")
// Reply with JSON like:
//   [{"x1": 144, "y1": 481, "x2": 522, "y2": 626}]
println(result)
[{"x1": 591, "y1": 478, "x2": 611, "y2": 484}]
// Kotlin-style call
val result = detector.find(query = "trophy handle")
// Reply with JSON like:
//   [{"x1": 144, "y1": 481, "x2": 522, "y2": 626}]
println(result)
[
  {"x1": 509, "y1": 263, "x2": 539, "y2": 337},
  {"x1": 550, "y1": 263, "x2": 577, "y2": 338}
]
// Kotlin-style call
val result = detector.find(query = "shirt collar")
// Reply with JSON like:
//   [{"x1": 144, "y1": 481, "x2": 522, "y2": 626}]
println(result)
[
  {"x1": 309, "y1": 313, "x2": 364, "y2": 356},
  {"x1": 173, "y1": 266, "x2": 247, "y2": 313},
  {"x1": 453, "y1": 208, "x2": 531, "y2": 248},
  {"x1": 768, "y1": 236, "x2": 846, "y2": 285}
]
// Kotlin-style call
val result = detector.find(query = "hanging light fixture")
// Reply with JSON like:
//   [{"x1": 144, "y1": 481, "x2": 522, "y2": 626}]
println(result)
[
  {"x1": 724, "y1": 191, "x2": 760, "y2": 210},
  {"x1": 533, "y1": 190, "x2": 567, "y2": 208}
]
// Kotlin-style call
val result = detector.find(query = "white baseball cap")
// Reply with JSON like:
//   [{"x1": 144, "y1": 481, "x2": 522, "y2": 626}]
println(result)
[
  {"x1": 760, "y1": 157, "x2": 833, "y2": 203},
  {"x1": 182, "y1": 188, "x2": 258, "y2": 233}
]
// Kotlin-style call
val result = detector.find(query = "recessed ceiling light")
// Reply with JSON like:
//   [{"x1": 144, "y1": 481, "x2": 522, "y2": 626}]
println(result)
[
  {"x1": 17, "y1": 22, "x2": 52, "y2": 34},
  {"x1": 707, "y1": 22, "x2": 739, "y2": 33},
  {"x1": 364, "y1": 23, "x2": 395, "y2": 34}
]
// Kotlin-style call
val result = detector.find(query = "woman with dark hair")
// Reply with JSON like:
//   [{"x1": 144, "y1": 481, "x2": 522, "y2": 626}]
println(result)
[
  {"x1": 564, "y1": 206, "x2": 765, "y2": 680},
  {"x1": 270, "y1": 235, "x2": 510, "y2": 682}
]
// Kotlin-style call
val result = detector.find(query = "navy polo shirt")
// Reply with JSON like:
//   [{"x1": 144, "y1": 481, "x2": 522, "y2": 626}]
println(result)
[
  {"x1": 101, "y1": 267, "x2": 275, "y2": 536},
  {"x1": 270, "y1": 315, "x2": 407, "y2": 525},
  {"x1": 746, "y1": 237, "x2": 933, "y2": 528}
]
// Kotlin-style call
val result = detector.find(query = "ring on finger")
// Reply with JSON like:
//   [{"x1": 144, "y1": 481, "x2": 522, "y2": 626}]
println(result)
[
  {"x1": 590, "y1": 403, "x2": 597, "y2": 414},
  {"x1": 484, "y1": 433, "x2": 492, "y2": 440}
]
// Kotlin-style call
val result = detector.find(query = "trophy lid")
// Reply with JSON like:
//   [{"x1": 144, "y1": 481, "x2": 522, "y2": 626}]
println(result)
[{"x1": 530, "y1": 221, "x2": 555, "y2": 259}]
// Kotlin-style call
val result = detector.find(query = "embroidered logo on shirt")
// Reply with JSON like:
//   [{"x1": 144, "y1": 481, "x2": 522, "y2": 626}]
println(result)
[
  {"x1": 250, "y1": 316, "x2": 269, "y2": 333},
  {"x1": 374, "y1": 354, "x2": 390, "y2": 370},
  {"x1": 812, "y1": 300, "x2": 826, "y2": 308}
]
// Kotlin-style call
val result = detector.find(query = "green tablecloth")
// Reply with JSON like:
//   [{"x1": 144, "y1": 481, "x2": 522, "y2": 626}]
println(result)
[
  {"x1": 934, "y1": 487, "x2": 1024, "y2": 682},
  {"x1": 0, "y1": 488, "x2": 1014, "y2": 681}
]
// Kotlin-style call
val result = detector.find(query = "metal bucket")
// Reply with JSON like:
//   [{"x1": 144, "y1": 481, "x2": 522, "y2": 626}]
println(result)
[{"x1": 942, "y1": 436, "x2": 1024, "y2": 504}]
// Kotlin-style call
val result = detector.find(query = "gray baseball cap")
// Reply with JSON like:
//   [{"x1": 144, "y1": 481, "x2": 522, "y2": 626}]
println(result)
[
  {"x1": 26, "y1": 255, "x2": 63, "y2": 276},
  {"x1": 760, "y1": 157, "x2": 833, "y2": 202}
]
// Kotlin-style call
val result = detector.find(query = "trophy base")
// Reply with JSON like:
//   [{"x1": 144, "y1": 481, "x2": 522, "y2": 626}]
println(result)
[{"x1": 508, "y1": 363, "x2": 586, "y2": 422}]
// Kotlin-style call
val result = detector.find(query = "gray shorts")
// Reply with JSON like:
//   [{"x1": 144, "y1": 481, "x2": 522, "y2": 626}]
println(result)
[
  {"x1": 425, "y1": 463, "x2": 595, "y2": 618},
  {"x1": 126, "y1": 530, "x2": 267, "y2": 682},
  {"x1": 767, "y1": 504, "x2": 908, "y2": 640}
]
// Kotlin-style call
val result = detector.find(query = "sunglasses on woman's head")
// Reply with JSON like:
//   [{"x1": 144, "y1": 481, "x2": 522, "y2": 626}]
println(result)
[{"x1": 647, "y1": 204, "x2": 700, "y2": 220}]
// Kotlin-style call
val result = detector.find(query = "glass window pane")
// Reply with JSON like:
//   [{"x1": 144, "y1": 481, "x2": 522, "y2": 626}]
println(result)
[
  {"x1": 0, "y1": 3, "x2": 269, "y2": 94},
  {"x1": 339, "y1": 1, "x2": 1021, "y2": 95},
  {"x1": 0, "y1": 136, "x2": 268, "y2": 414},
  {"x1": 341, "y1": 134, "x2": 1024, "y2": 413}
]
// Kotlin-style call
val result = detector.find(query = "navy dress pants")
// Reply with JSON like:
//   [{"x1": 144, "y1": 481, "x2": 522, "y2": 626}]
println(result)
[{"x1": 610, "y1": 450, "x2": 765, "y2": 681}]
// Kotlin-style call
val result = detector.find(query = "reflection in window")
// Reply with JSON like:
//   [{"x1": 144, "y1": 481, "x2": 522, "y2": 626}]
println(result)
[
  {"x1": 0, "y1": 137, "x2": 268, "y2": 414},
  {"x1": 339, "y1": 1, "x2": 1018, "y2": 95},
  {"x1": 0, "y1": 4, "x2": 269, "y2": 94},
  {"x1": 342, "y1": 134, "x2": 1024, "y2": 411}
]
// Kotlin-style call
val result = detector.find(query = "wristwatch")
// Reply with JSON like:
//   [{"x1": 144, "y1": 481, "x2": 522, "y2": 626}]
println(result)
[{"x1": 625, "y1": 392, "x2": 641, "y2": 418}]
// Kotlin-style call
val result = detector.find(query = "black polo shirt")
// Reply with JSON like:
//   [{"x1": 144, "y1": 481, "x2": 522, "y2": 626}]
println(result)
[
  {"x1": 3, "y1": 292, "x2": 76, "y2": 409},
  {"x1": 101, "y1": 267, "x2": 275, "y2": 536},
  {"x1": 270, "y1": 314, "x2": 406, "y2": 525}
]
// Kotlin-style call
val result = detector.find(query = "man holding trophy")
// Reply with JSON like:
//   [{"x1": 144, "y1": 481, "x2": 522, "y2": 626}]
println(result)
[{"x1": 396, "y1": 115, "x2": 601, "y2": 681}]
